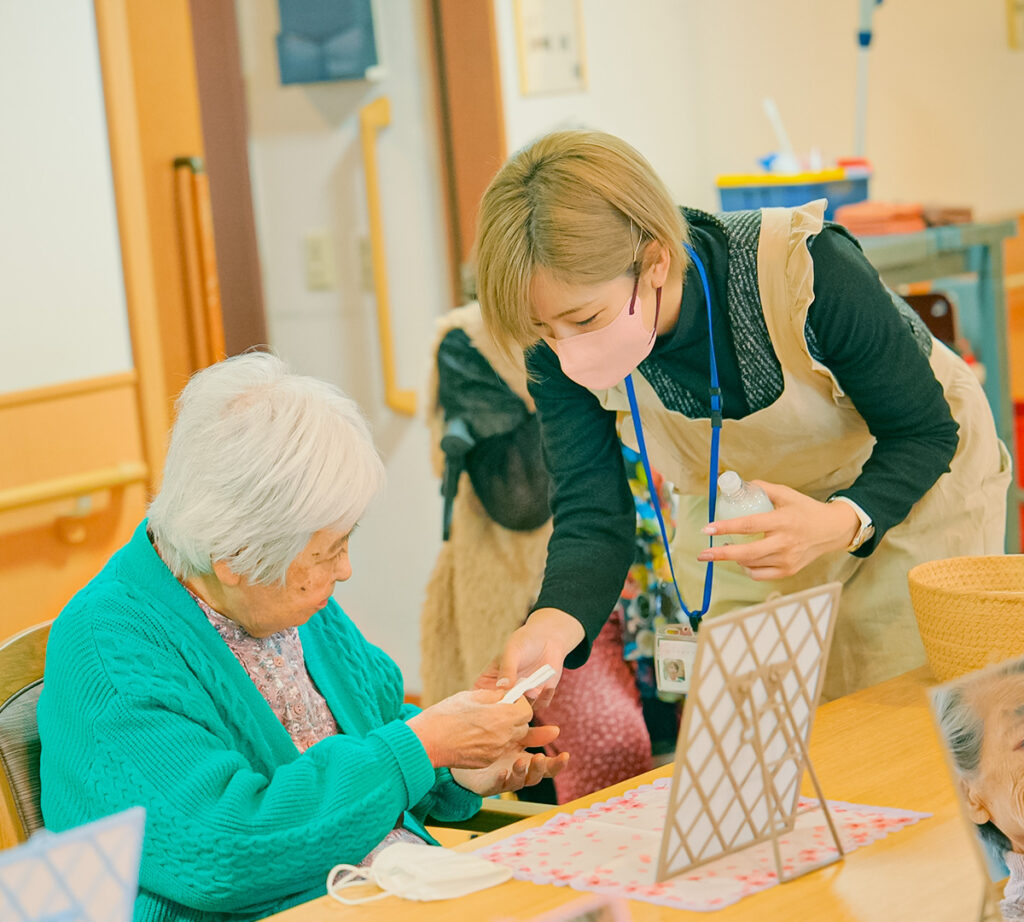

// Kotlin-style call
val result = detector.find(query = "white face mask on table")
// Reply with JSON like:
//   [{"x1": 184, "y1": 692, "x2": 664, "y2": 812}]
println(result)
[{"x1": 327, "y1": 842, "x2": 513, "y2": 904}]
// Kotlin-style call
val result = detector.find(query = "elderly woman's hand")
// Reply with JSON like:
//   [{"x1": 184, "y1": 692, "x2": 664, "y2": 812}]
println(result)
[
  {"x1": 407, "y1": 690, "x2": 535, "y2": 769},
  {"x1": 451, "y1": 737, "x2": 569, "y2": 797}
]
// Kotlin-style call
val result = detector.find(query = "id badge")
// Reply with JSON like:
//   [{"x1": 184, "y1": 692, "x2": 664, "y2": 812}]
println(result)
[{"x1": 655, "y1": 624, "x2": 697, "y2": 694}]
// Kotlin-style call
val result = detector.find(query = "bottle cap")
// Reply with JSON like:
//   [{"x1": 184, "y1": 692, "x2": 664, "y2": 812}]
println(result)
[{"x1": 718, "y1": 470, "x2": 742, "y2": 496}]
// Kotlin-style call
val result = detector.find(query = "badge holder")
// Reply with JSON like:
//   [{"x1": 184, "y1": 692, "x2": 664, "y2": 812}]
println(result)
[{"x1": 655, "y1": 624, "x2": 697, "y2": 695}]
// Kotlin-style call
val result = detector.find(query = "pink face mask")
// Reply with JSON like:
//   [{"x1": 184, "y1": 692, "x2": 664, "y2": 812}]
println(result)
[{"x1": 548, "y1": 276, "x2": 662, "y2": 390}]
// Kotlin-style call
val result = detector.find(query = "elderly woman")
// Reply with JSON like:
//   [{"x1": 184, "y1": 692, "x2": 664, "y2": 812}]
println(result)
[
  {"x1": 934, "y1": 658, "x2": 1024, "y2": 921},
  {"x1": 37, "y1": 354, "x2": 566, "y2": 922}
]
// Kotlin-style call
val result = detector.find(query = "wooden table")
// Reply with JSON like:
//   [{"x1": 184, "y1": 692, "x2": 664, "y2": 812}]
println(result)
[{"x1": 264, "y1": 668, "x2": 991, "y2": 921}]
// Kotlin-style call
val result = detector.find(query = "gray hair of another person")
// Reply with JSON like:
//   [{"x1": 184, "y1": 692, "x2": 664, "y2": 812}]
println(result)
[
  {"x1": 932, "y1": 657, "x2": 1024, "y2": 857},
  {"x1": 148, "y1": 352, "x2": 385, "y2": 585}
]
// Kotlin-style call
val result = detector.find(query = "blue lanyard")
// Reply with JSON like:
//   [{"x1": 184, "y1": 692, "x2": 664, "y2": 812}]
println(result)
[{"x1": 624, "y1": 241, "x2": 721, "y2": 630}]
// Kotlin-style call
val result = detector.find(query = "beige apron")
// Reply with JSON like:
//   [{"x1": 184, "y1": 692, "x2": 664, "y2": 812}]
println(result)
[
  {"x1": 420, "y1": 304, "x2": 551, "y2": 704},
  {"x1": 594, "y1": 201, "x2": 1011, "y2": 700}
]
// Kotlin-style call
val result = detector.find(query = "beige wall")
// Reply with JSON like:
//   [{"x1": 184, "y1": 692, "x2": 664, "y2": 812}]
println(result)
[
  {"x1": 495, "y1": 0, "x2": 1023, "y2": 218},
  {"x1": 494, "y1": 0, "x2": 705, "y2": 208},
  {"x1": 680, "y1": 0, "x2": 1024, "y2": 217}
]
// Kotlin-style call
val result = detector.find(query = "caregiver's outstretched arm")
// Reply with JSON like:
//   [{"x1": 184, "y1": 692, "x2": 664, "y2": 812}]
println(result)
[{"x1": 475, "y1": 607, "x2": 585, "y2": 709}]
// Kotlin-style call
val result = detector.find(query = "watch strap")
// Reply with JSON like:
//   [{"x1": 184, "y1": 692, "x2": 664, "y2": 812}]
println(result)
[{"x1": 828, "y1": 496, "x2": 875, "y2": 552}]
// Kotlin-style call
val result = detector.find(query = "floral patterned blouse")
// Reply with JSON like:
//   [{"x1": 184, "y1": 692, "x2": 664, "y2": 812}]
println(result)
[
  {"x1": 189, "y1": 590, "x2": 339, "y2": 752},
  {"x1": 186, "y1": 588, "x2": 426, "y2": 863}
]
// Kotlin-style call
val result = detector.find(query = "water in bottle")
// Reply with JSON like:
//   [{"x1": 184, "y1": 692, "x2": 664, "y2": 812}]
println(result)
[{"x1": 714, "y1": 471, "x2": 773, "y2": 545}]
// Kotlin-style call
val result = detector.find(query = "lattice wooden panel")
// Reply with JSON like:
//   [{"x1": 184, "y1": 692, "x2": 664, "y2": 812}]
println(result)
[{"x1": 656, "y1": 583, "x2": 841, "y2": 881}]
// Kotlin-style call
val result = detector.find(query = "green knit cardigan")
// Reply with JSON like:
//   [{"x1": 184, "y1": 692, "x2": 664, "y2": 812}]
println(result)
[{"x1": 37, "y1": 521, "x2": 481, "y2": 921}]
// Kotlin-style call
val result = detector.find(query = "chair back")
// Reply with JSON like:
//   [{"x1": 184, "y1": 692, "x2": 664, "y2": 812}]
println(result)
[{"x1": 0, "y1": 622, "x2": 50, "y2": 848}]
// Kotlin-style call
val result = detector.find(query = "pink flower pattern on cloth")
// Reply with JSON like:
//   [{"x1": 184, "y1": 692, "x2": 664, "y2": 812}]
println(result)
[
  {"x1": 473, "y1": 778, "x2": 930, "y2": 912},
  {"x1": 187, "y1": 590, "x2": 425, "y2": 866}
]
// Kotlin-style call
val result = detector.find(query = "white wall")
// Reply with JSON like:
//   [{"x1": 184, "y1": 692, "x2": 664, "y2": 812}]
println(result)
[
  {"x1": 682, "y1": 0, "x2": 1024, "y2": 218},
  {"x1": 496, "y1": 0, "x2": 1024, "y2": 218},
  {"x1": 0, "y1": 0, "x2": 133, "y2": 393},
  {"x1": 494, "y1": 0, "x2": 706, "y2": 210},
  {"x1": 235, "y1": 0, "x2": 450, "y2": 691}
]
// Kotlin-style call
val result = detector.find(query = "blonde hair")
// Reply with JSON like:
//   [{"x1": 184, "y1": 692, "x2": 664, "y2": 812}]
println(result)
[{"x1": 474, "y1": 130, "x2": 689, "y2": 355}]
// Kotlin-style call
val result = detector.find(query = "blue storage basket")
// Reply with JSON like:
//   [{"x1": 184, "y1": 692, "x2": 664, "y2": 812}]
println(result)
[{"x1": 717, "y1": 173, "x2": 869, "y2": 221}]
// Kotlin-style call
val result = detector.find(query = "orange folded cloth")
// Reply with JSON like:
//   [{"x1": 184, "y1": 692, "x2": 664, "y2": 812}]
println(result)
[
  {"x1": 834, "y1": 201, "x2": 927, "y2": 236},
  {"x1": 922, "y1": 205, "x2": 973, "y2": 226}
]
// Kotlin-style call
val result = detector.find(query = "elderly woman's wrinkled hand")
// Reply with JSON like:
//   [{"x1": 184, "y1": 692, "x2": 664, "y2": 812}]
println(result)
[
  {"x1": 408, "y1": 690, "x2": 535, "y2": 769},
  {"x1": 451, "y1": 740, "x2": 570, "y2": 797}
]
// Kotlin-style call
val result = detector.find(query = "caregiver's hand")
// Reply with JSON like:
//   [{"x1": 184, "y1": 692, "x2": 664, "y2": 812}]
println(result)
[
  {"x1": 696, "y1": 481, "x2": 860, "y2": 580},
  {"x1": 474, "y1": 608, "x2": 585, "y2": 709},
  {"x1": 407, "y1": 690, "x2": 532, "y2": 769},
  {"x1": 451, "y1": 727, "x2": 569, "y2": 796}
]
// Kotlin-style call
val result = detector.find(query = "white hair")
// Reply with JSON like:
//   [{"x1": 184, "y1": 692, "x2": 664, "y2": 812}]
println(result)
[
  {"x1": 148, "y1": 352, "x2": 385, "y2": 584},
  {"x1": 933, "y1": 656, "x2": 1024, "y2": 858}
]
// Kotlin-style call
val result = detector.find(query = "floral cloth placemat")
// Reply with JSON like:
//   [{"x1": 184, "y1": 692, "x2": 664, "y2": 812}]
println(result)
[{"x1": 475, "y1": 778, "x2": 929, "y2": 911}]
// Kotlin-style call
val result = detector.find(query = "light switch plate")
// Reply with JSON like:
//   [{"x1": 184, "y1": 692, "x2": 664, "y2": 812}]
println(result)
[{"x1": 304, "y1": 230, "x2": 336, "y2": 290}]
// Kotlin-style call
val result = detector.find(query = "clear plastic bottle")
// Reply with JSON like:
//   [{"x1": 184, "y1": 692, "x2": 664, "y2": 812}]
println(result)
[{"x1": 714, "y1": 471, "x2": 774, "y2": 545}]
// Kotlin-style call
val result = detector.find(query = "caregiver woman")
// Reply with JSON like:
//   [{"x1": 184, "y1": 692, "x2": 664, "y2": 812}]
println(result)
[{"x1": 474, "y1": 130, "x2": 1010, "y2": 701}]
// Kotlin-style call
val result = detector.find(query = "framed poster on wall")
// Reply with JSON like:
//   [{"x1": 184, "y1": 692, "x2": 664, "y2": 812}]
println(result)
[{"x1": 514, "y1": 0, "x2": 587, "y2": 96}]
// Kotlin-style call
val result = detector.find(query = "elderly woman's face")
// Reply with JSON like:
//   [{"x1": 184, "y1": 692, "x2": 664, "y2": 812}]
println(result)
[
  {"x1": 225, "y1": 528, "x2": 352, "y2": 637},
  {"x1": 964, "y1": 673, "x2": 1024, "y2": 852}
]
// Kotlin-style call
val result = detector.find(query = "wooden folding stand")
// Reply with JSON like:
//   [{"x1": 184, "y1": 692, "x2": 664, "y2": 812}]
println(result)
[{"x1": 656, "y1": 583, "x2": 843, "y2": 884}]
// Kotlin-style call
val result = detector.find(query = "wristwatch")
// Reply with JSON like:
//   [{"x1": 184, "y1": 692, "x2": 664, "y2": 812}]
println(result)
[{"x1": 828, "y1": 496, "x2": 875, "y2": 552}]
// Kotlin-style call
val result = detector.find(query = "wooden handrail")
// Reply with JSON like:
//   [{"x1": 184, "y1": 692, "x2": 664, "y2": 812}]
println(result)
[
  {"x1": 359, "y1": 96, "x2": 417, "y2": 416},
  {"x1": 0, "y1": 462, "x2": 148, "y2": 515},
  {"x1": 174, "y1": 156, "x2": 226, "y2": 369}
]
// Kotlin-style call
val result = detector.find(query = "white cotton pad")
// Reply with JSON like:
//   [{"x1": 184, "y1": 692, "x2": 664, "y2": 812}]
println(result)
[{"x1": 500, "y1": 665, "x2": 557, "y2": 704}]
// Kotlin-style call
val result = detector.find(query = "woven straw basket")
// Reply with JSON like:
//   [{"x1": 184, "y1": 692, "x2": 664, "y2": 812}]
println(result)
[{"x1": 908, "y1": 555, "x2": 1024, "y2": 683}]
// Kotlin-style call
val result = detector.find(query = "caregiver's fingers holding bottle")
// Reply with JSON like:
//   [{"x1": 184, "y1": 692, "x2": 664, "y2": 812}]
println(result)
[
  {"x1": 698, "y1": 481, "x2": 861, "y2": 579},
  {"x1": 474, "y1": 608, "x2": 584, "y2": 709}
]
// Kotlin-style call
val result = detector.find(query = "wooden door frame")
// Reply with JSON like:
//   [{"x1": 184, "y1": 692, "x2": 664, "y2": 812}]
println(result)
[
  {"x1": 428, "y1": 0, "x2": 507, "y2": 303},
  {"x1": 93, "y1": 0, "x2": 169, "y2": 492},
  {"x1": 188, "y1": 0, "x2": 269, "y2": 354}
]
